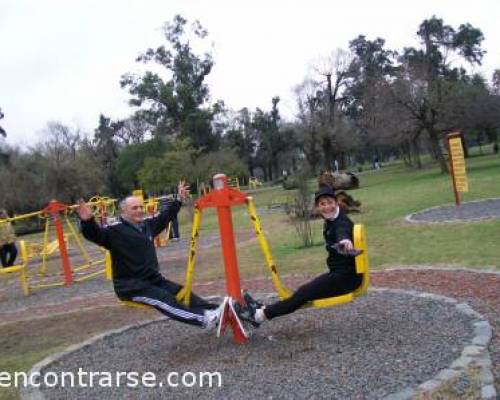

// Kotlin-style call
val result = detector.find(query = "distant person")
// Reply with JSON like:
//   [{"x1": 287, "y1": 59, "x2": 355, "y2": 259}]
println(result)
[
  {"x1": 0, "y1": 209, "x2": 18, "y2": 268},
  {"x1": 76, "y1": 182, "x2": 223, "y2": 330},
  {"x1": 334, "y1": 159, "x2": 339, "y2": 172}
]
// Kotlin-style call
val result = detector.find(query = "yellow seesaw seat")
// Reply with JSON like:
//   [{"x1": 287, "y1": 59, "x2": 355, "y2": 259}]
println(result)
[{"x1": 311, "y1": 224, "x2": 369, "y2": 308}]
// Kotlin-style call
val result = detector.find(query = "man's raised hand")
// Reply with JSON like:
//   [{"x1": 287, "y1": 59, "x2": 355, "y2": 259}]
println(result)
[
  {"x1": 76, "y1": 199, "x2": 93, "y2": 221},
  {"x1": 178, "y1": 181, "x2": 190, "y2": 201}
]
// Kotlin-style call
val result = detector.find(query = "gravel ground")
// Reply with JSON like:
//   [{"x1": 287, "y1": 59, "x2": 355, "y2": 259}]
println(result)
[
  {"x1": 407, "y1": 198, "x2": 500, "y2": 223},
  {"x1": 373, "y1": 269, "x2": 500, "y2": 397},
  {"x1": 39, "y1": 291, "x2": 475, "y2": 400}
]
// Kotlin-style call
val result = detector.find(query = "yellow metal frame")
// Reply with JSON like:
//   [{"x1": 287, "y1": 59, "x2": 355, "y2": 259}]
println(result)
[
  {"x1": 246, "y1": 197, "x2": 292, "y2": 299},
  {"x1": 0, "y1": 240, "x2": 30, "y2": 296},
  {"x1": 175, "y1": 207, "x2": 202, "y2": 306},
  {"x1": 174, "y1": 196, "x2": 369, "y2": 309},
  {"x1": 248, "y1": 177, "x2": 263, "y2": 190}
]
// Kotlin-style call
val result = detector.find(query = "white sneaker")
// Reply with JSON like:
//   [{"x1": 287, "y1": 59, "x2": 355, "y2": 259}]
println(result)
[{"x1": 203, "y1": 298, "x2": 227, "y2": 330}]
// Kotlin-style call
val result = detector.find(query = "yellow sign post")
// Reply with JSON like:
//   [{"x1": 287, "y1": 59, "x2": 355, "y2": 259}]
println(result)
[{"x1": 447, "y1": 132, "x2": 469, "y2": 205}]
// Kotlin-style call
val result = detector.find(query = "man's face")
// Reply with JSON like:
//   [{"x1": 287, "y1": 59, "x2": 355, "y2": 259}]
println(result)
[
  {"x1": 316, "y1": 196, "x2": 338, "y2": 220},
  {"x1": 123, "y1": 197, "x2": 145, "y2": 224}
]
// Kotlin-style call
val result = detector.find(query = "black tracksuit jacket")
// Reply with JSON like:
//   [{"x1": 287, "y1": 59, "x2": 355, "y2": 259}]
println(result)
[
  {"x1": 323, "y1": 208, "x2": 357, "y2": 275},
  {"x1": 80, "y1": 201, "x2": 181, "y2": 296}
]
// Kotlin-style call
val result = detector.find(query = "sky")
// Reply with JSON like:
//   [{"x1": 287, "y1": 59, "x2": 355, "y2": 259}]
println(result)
[{"x1": 1, "y1": 0, "x2": 499, "y2": 147}]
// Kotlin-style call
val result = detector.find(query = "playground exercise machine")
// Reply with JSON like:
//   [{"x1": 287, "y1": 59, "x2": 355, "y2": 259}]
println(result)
[
  {"x1": 0, "y1": 197, "x2": 119, "y2": 296},
  {"x1": 31, "y1": 200, "x2": 108, "y2": 289},
  {"x1": 172, "y1": 173, "x2": 370, "y2": 344}
]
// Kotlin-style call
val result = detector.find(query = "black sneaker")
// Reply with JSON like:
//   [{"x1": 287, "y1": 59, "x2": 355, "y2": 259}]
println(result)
[
  {"x1": 233, "y1": 301, "x2": 261, "y2": 328},
  {"x1": 243, "y1": 291, "x2": 263, "y2": 312},
  {"x1": 331, "y1": 243, "x2": 363, "y2": 257}
]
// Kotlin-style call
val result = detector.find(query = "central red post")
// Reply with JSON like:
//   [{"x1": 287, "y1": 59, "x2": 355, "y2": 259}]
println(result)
[
  {"x1": 196, "y1": 173, "x2": 248, "y2": 343},
  {"x1": 43, "y1": 200, "x2": 73, "y2": 285},
  {"x1": 217, "y1": 200, "x2": 243, "y2": 303}
]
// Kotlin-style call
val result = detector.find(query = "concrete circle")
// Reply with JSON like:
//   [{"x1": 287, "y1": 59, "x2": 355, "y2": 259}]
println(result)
[{"x1": 406, "y1": 198, "x2": 500, "y2": 224}]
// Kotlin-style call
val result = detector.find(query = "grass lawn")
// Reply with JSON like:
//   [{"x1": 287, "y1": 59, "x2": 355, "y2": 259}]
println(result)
[
  {"x1": 187, "y1": 150, "x2": 500, "y2": 283},
  {"x1": 1, "y1": 149, "x2": 499, "y2": 399}
]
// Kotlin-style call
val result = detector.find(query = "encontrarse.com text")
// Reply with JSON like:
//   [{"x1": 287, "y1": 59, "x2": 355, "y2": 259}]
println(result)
[{"x1": 0, "y1": 369, "x2": 222, "y2": 388}]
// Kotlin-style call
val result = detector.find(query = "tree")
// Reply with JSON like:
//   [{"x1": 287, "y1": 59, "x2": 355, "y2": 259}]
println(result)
[
  {"x1": 114, "y1": 137, "x2": 169, "y2": 193},
  {"x1": 253, "y1": 97, "x2": 292, "y2": 181},
  {"x1": 93, "y1": 114, "x2": 123, "y2": 194},
  {"x1": 310, "y1": 49, "x2": 354, "y2": 169},
  {"x1": 120, "y1": 15, "x2": 220, "y2": 150},
  {"x1": 221, "y1": 107, "x2": 258, "y2": 177},
  {"x1": 294, "y1": 79, "x2": 322, "y2": 174},
  {"x1": 137, "y1": 138, "x2": 198, "y2": 192},
  {"x1": 193, "y1": 149, "x2": 248, "y2": 183},
  {"x1": 113, "y1": 116, "x2": 151, "y2": 145},
  {"x1": 395, "y1": 16, "x2": 486, "y2": 173}
]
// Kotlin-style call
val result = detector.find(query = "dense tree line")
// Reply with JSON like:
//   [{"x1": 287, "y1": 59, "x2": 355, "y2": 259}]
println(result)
[{"x1": 1, "y1": 15, "x2": 499, "y2": 213}]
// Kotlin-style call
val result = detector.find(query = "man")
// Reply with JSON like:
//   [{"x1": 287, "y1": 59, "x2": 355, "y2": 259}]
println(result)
[
  {"x1": 243, "y1": 186, "x2": 362, "y2": 325},
  {"x1": 0, "y1": 209, "x2": 18, "y2": 268},
  {"x1": 77, "y1": 182, "x2": 222, "y2": 329}
]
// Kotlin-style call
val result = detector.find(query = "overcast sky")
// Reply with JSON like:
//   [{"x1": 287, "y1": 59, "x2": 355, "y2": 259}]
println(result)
[{"x1": 1, "y1": 0, "x2": 499, "y2": 147}]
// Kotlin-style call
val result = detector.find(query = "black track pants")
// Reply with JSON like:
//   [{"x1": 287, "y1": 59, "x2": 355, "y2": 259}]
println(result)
[
  {"x1": 121, "y1": 277, "x2": 217, "y2": 327},
  {"x1": 264, "y1": 271, "x2": 362, "y2": 320}
]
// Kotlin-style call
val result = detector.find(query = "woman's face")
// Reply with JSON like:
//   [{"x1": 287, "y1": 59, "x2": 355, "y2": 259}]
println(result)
[{"x1": 316, "y1": 196, "x2": 338, "y2": 220}]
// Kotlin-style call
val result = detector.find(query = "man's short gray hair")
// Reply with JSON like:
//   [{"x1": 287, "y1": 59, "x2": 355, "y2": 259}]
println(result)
[{"x1": 119, "y1": 196, "x2": 136, "y2": 215}]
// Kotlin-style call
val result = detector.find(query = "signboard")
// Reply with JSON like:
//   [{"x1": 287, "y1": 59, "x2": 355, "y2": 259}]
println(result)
[
  {"x1": 449, "y1": 137, "x2": 469, "y2": 192},
  {"x1": 447, "y1": 133, "x2": 469, "y2": 206}
]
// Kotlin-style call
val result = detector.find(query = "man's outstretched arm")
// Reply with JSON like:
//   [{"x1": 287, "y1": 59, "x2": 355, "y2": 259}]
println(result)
[
  {"x1": 150, "y1": 181, "x2": 189, "y2": 236},
  {"x1": 76, "y1": 199, "x2": 111, "y2": 249}
]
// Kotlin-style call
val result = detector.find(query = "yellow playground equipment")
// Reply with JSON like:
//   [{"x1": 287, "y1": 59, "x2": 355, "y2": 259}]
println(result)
[
  {"x1": 0, "y1": 240, "x2": 30, "y2": 296},
  {"x1": 248, "y1": 177, "x2": 263, "y2": 190},
  {"x1": 228, "y1": 177, "x2": 240, "y2": 190},
  {"x1": 87, "y1": 195, "x2": 117, "y2": 226},
  {"x1": 175, "y1": 195, "x2": 369, "y2": 309},
  {"x1": 34, "y1": 205, "x2": 105, "y2": 283}
]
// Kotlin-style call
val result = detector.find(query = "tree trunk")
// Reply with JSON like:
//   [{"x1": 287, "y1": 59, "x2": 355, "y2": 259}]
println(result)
[
  {"x1": 322, "y1": 136, "x2": 334, "y2": 170},
  {"x1": 400, "y1": 143, "x2": 411, "y2": 167},
  {"x1": 411, "y1": 137, "x2": 422, "y2": 169},
  {"x1": 428, "y1": 128, "x2": 448, "y2": 173}
]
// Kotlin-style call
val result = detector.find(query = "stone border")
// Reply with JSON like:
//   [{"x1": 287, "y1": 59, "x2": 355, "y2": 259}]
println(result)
[
  {"x1": 405, "y1": 197, "x2": 500, "y2": 224},
  {"x1": 371, "y1": 289, "x2": 496, "y2": 400},
  {"x1": 20, "y1": 289, "x2": 496, "y2": 400},
  {"x1": 20, "y1": 319, "x2": 164, "y2": 400}
]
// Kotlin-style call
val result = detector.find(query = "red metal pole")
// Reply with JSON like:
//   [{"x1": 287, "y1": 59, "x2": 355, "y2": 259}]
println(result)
[
  {"x1": 46, "y1": 200, "x2": 73, "y2": 285},
  {"x1": 217, "y1": 205, "x2": 243, "y2": 302}
]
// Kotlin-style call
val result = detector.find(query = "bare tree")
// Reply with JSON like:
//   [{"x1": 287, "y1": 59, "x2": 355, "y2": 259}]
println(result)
[{"x1": 309, "y1": 49, "x2": 354, "y2": 170}]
